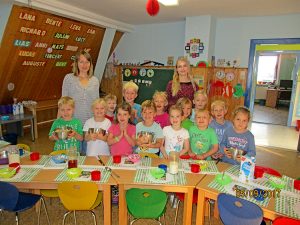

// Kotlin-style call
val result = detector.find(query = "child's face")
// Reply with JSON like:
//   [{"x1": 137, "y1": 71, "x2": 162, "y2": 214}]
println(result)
[
  {"x1": 211, "y1": 105, "x2": 227, "y2": 121},
  {"x1": 106, "y1": 100, "x2": 117, "y2": 113},
  {"x1": 117, "y1": 108, "x2": 130, "y2": 125},
  {"x1": 193, "y1": 95, "x2": 207, "y2": 110},
  {"x1": 233, "y1": 112, "x2": 249, "y2": 133},
  {"x1": 182, "y1": 104, "x2": 192, "y2": 119},
  {"x1": 169, "y1": 109, "x2": 183, "y2": 128},
  {"x1": 195, "y1": 111, "x2": 210, "y2": 129},
  {"x1": 59, "y1": 104, "x2": 74, "y2": 121},
  {"x1": 142, "y1": 108, "x2": 156, "y2": 124},
  {"x1": 123, "y1": 88, "x2": 137, "y2": 104},
  {"x1": 153, "y1": 96, "x2": 167, "y2": 112},
  {"x1": 93, "y1": 103, "x2": 106, "y2": 119}
]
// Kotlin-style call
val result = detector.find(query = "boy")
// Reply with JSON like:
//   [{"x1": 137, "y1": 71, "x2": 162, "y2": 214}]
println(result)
[
  {"x1": 189, "y1": 109, "x2": 218, "y2": 160},
  {"x1": 136, "y1": 100, "x2": 163, "y2": 158},
  {"x1": 190, "y1": 90, "x2": 208, "y2": 122},
  {"x1": 104, "y1": 94, "x2": 117, "y2": 123},
  {"x1": 49, "y1": 96, "x2": 83, "y2": 151},
  {"x1": 176, "y1": 97, "x2": 193, "y2": 130},
  {"x1": 123, "y1": 81, "x2": 142, "y2": 124}
]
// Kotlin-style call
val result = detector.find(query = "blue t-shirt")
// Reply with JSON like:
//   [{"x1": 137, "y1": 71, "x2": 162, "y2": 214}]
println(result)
[
  {"x1": 220, "y1": 126, "x2": 256, "y2": 165},
  {"x1": 209, "y1": 119, "x2": 232, "y2": 143}
]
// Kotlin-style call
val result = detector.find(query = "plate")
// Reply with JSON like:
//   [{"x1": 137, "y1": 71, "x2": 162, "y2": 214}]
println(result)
[
  {"x1": 51, "y1": 154, "x2": 67, "y2": 164},
  {"x1": 0, "y1": 167, "x2": 16, "y2": 178},
  {"x1": 215, "y1": 173, "x2": 232, "y2": 185},
  {"x1": 268, "y1": 177, "x2": 286, "y2": 189},
  {"x1": 150, "y1": 168, "x2": 165, "y2": 179}
]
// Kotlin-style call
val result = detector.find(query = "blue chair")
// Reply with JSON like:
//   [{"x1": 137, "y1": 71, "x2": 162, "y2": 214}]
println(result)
[
  {"x1": 217, "y1": 193, "x2": 263, "y2": 225},
  {"x1": 0, "y1": 181, "x2": 50, "y2": 225}
]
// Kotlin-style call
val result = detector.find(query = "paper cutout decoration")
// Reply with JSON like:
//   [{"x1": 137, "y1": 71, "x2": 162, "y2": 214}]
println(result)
[
  {"x1": 146, "y1": 0, "x2": 160, "y2": 16},
  {"x1": 197, "y1": 61, "x2": 208, "y2": 68},
  {"x1": 139, "y1": 68, "x2": 146, "y2": 76},
  {"x1": 124, "y1": 69, "x2": 131, "y2": 77},
  {"x1": 147, "y1": 69, "x2": 154, "y2": 77},
  {"x1": 225, "y1": 72, "x2": 235, "y2": 82},
  {"x1": 210, "y1": 80, "x2": 225, "y2": 96},
  {"x1": 132, "y1": 68, "x2": 138, "y2": 76},
  {"x1": 216, "y1": 71, "x2": 225, "y2": 80},
  {"x1": 233, "y1": 83, "x2": 245, "y2": 98},
  {"x1": 185, "y1": 38, "x2": 204, "y2": 58},
  {"x1": 222, "y1": 82, "x2": 234, "y2": 98}
]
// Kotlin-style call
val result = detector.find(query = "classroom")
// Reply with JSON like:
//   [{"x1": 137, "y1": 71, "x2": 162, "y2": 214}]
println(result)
[{"x1": 0, "y1": 1, "x2": 300, "y2": 225}]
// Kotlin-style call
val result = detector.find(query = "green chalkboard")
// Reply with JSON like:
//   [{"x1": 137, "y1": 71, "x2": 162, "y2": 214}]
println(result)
[{"x1": 122, "y1": 67, "x2": 174, "y2": 104}]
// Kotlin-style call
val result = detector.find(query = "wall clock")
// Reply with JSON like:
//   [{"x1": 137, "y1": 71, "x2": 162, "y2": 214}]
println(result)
[
  {"x1": 216, "y1": 71, "x2": 225, "y2": 80},
  {"x1": 225, "y1": 72, "x2": 235, "y2": 82}
]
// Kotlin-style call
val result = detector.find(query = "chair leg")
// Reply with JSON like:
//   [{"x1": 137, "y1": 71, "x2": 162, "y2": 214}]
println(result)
[
  {"x1": 73, "y1": 211, "x2": 77, "y2": 225},
  {"x1": 62, "y1": 211, "x2": 72, "y2": 225},
  {"x1": 130, "y1": 218, "x2": 139, "y2": 225},
  {"x1": 174, "y1": 199, "x2": 181, "y2": 225},
  {"x1": 40, "y1": 197, "x2": 51, "y2": 225},
  {"x1": 15, "y1": 212, "x2": 19, "y2": 225},
  {"x1": 162, "y1": 213, "x2": 166, "y2": 225},
  {"x1": 90, "y1": 211, "x2": 97, "y2": 225}
]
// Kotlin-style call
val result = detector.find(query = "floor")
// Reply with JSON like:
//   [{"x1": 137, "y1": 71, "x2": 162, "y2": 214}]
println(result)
[
  {"x1": 253, "y1": 103, "x2": 289, "y2": 126},
  {"x1": 1, "y1": 125, "x2": 300, "y2": 225}
]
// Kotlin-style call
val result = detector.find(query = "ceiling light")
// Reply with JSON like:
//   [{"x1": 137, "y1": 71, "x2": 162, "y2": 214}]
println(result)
[{"x1": 158, "y1": 0, "x2": 178, "y2": 6}]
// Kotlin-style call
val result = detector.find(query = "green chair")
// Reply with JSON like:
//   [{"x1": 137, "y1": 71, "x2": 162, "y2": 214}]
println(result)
[{"x1": 126, "y1": 188, "x2": 167, "y2": 225}]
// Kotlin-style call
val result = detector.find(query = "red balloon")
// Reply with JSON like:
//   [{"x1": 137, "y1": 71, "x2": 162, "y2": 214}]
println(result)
[{"x1": 146, "y1": 0, "x2": 160, "y2": 16}]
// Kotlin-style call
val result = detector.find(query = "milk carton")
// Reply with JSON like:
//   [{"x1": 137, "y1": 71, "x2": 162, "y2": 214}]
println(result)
[{"x1": 239, "y1": 155, "x2": 255, "y2": 183}]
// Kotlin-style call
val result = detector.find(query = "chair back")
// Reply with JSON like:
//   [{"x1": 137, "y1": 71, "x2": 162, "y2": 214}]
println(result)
[
  {"x1": 217, "y1": 193, "x2": 263, "y2": 225},
  {"x1": 0, "y1": 181, "x2": 19, "y2": 211},
  {"x1": 58, "y1": 181, "x2": 98, "y2": 211},
  {"x1": 273, "y1": 217, "x2": 300, "y2": 225}
]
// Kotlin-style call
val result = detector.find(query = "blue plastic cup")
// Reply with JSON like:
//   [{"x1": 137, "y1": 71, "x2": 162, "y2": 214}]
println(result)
[
  {"x1": 158, "y1": 164, "x2": 167, "y2": 173},
  {"x1": 19, "y1": 149, "x2": 24, "y2": 156}
]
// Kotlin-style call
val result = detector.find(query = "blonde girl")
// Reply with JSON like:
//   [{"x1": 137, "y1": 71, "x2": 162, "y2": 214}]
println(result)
[{"x1": 153, "y1": 91, "x2": 170, "y2": 128}]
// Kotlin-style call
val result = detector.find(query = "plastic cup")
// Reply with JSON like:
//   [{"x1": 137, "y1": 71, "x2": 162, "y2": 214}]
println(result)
[
  {"x1": 91, "y1": 170, "x2": 101, "y2": 181},
  {"x1": 30, "y1": 152, "x2": 40, "y2": 161},
  {"x1": 113, "y1": 155, "x2": 121, "y2": 164},
  {"x1": 294, "y1": 180, "x2": 300, "y2": 190},
  {"x1": 191, "y1": 164, "x2": 200, "y2": 173},
  {"x1": 68, "y1": 159, "x2": 77, "y2": 169},
  {"x1": 19, "y1": 149, "x2": 24, "y2": 156},
  {"x1": 158, "y1": 164, "x2": 167, "y2": 173},
  {"x1": 254, "y1": 167, "x2": 264, "y2": 179}
]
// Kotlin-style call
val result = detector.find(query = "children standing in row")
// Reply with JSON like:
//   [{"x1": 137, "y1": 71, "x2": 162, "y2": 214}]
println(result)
[{"x1": 153, "y1": 91, "x2": 170, "y2": 128}]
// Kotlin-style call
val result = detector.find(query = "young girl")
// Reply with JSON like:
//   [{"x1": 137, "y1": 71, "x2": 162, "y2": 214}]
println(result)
[
  {"x1": 220, "y1": 106, "x2": 256, "y2": 165},
  {"x1": 176, "y1": 97, "x2": 193, "y2": 130},
  {"x1": 104, "y1": 94, "x2": 117, "y2": 123},
  {"x1": 83, "y1": 98, "x2": 111, "y2": 156},
  {"x1": 190, "y1": 90, "x2": 208, "y2": 122},
  {"x1": 107, "y1": 102, "x2": 136, "y2": 156},
  {"x1": 160, "y1": 105, "x2": 190, "y2": 159},
  {"x1": 153, "y1": 91, "x2": 170, "y2": 128}
]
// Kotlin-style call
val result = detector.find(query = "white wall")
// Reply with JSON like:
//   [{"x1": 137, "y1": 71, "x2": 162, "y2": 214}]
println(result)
[
  {"x1": 0, "y1": 1, "x2": 13, "y2": 44},
  {"x1": 115, "y1": 14, "x2": 300, "y2": 67}
]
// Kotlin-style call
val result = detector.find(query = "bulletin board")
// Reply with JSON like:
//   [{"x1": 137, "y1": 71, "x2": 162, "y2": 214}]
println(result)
[{"x1": 0, "y1": 5, "x2": 105, "y2": 104}]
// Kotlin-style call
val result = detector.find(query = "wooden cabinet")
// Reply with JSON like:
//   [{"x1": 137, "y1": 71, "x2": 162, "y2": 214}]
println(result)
[{"x1": 266, "y1": 89, "x2": 279, "y2": 108}]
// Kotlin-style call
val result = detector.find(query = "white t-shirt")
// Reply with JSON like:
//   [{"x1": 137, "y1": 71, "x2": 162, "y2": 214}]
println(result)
[
  {"x1": 162, "y1": 126, "x2": 189, "y2": 155},
  {"x1": 83, "y1": 117, "x2": 111, "y2": 156}
]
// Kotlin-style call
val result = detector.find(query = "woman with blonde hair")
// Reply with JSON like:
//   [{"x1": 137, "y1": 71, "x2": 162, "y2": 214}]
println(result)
[{"x1": 166, "y1": 57, "x2": 198, "y2": 109}]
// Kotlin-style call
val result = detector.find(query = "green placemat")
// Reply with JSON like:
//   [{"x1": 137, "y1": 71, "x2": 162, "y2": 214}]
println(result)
[
  {"x1": 43, "y1": 156, "x2": 86, "y2": 169},
  {"x1": 134, "y1": 168, "x2": 186, "y2": 185},
  {"x1": 106, "y1": 156, "x2": 151, "y2": 168},
  {"x1": 0, "y1": 167, "x2": 41, "y2": 182},
  {"x1": 225, "y1": 165, "x2": 240, "y2": 177},
  {"x1": 55, "y1": 166, "x2": 110, "y2": 183},
  {"x1": 35, "y1": 155, "x2": 50, "y2": 166},
  {"x1": 275, "y1": 195, "x2": 300, "y2": 219},
  {"x1": 180, "y1": 160, "x2": 219, "y2": 174}
]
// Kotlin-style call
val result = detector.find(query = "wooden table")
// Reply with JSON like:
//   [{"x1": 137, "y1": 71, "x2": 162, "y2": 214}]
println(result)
[
  {"x1": 116, "y1": 158, "x2": 207, "y2": 225},
  {"x1": 12, "y1": 155, "x2": 116, "y2": 225}
]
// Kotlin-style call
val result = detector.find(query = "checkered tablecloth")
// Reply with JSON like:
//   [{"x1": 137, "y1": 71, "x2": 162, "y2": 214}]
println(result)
[
  {"x1": 106, "y1": 156, "x2": 151, "y2": 169},
  {"x1": 179, "y1": 160, "x2": 219, "y2": 174},
  {"x1": 134, "y1": 168, "x2": 186, "y2": 185},
  {"x1": 0, "y1": 167, "x2": 41, "y2": 182}
]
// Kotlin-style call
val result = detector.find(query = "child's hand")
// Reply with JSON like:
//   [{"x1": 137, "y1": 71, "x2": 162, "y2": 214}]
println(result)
[
  {"x1": 236, "y1": 154, "x2": 242, "y2": 162},
  {"x1": 212, "y1": 152, "x2": 223, "y2": 159},
  {"x1": 50, "y1": 132, "x2": 59, "y2": 141},
  {"x1": 162, "y1": 152, "x2": 168, "y2": 159},
  {"x1": 189, "y1": 152, "x2": 196, "y2": 158},
  {"x1": 68, "y1": 130, "x2": 76, "y2": 138},
  {"x1": 224, "y1": 148, "x2": 232, "y2": 158},
  {"x1": 196, "y1": 154, "x2": 205, "y2": 160}
]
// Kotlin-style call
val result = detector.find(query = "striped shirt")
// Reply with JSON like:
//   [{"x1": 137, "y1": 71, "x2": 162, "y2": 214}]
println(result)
[{"x1": 62, "y1": 73, "x2": 99, "y2": 124}]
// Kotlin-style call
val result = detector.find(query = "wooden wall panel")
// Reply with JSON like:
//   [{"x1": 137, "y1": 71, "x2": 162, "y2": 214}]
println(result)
[{"x1": 0, "y1": 5, "x2": 105, "y2": 104}]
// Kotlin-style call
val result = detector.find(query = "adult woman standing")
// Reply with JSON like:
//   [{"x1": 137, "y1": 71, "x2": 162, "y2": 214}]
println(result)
[
  {"x1": 61, "y1": 50, "x2": 99, "y2": 125},
  {"x1": 166, "y1": 57, "x2": 198, "y2": 109}
]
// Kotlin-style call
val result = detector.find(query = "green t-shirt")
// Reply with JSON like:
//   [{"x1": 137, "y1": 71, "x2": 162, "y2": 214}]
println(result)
[
  {"x1": 49, "y1": 118, "x2": 83, "y2": 151},
  {"x1": 189, "y1": 125, "x2": 218, "y2": 160},
  {"x1": 182, "y1": 118, "x2": 194, "y2": 131}
]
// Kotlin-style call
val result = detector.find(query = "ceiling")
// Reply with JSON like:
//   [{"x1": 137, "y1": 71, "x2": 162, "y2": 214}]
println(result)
[{"x1": 56, "y1": 0, "x2": 300, "y2": 25}]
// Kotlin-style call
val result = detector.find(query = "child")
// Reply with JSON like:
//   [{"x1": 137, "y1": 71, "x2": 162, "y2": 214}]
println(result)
[
  {"x1": 153, "y1": 91, "x2": 170, "y2": 128},
  {"x1": 176, "y1": 97, "x2": 193, "y2": 130},
  {"x1": 107, "y1": 102, "x2": 136, "y2": 156},
  {"x1": 190, "y1": 90, "x2": 208, "y2": 122},
  {"x1": 160, "y1": 105, "x2": 189, "y2": 159},
  {"x1": 136, "y1": 100, "x2": 163, "y2": 158},
  {"x1": 104, "y1": 94, "x2": 117, "y2": 123},
  {"x1": 220, "y1": 106, "x2": 256, "y2": 165},
  {"x1": 83, "y1": 98, "x2": 111, "y2": 156},
  {"x1": 49, "y1": 96, "x2": 83, "y2": 151},
  {"x1": 189, "y1": 109, "x2": 218, "y2": 160},
  {"x1": 123, "y1": 81, "x2": 142, "y2": 124}
]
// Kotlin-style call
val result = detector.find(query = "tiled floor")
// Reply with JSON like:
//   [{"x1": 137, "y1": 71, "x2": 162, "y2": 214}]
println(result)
[{"x1": 253, "y1": 104, "x2": 289, "y2": 126}]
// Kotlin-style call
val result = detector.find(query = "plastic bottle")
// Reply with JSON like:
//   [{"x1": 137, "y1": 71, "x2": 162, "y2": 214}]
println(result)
[
  {"x1": 18, "y1": 103, "x2": 24, "y2": 114},
  {"x1": 12, "y1": 98, "x2": 19, "y2": 115}
]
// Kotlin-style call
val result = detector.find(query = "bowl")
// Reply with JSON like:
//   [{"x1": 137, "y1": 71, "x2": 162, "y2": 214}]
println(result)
[
  {"x1": 268, "y1": 176, "x2": 286, "y2": 189},
  {"x1": 0, "y1": 150, "x2": 9, "y2": 165},
  {"x1": 127, "y1": 154, "x2": 141, "y2": 163},
  {"x1": 54, "y1": 128, "x2": 72, "y2": 140},
  {"x1": 66, "y1": 168, "x2": 82, "y2": 179},
  {"x1": 195, "y1": 160, "x2": 208, "y2": 170},
  {"x1": 88, "y1": 128, "x2": 106, "y2": 135},
  {"x1": 0, "y1": 115, "x2": 10, "y2": 121},
  {"x1": 150, "y1": 168, "x2": 165, "y2": 179},
  {"x1": 51, "y1": 154, "x2": 67, "y2": 164},
  {"x1": 215, "y1": 173, "x2": 232, "y2": 185},
  {"x1": 180, "y1": 154, "x2": 190, "y2": 159},
  {"x1": 228, "y1": 148, "x2": 245, "y2": 160},
  {"x1": 9, "y1": 162, "x2": 20, "y2": 173},
  {"x1": 0, "y1": 167, "x2": 16, "y2": 178},
  {"x1": 137, "y1": 131, "x2": 154, "y2": 144}
]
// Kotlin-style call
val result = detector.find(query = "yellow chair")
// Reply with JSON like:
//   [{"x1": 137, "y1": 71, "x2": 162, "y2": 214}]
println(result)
[
  {"x1": 138, "y1": 152, "x2": 159, "y2": 158},
  {"x1": 58, "y1": 181, "x2": 103, "y2": 225}
]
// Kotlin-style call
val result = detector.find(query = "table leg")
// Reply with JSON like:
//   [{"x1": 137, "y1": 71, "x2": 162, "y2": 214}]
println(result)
[
  {"x1": 31, "y1": 118, "x2": 35, "y2": 142},
  {"x1": 103, "y1": 185, "x2": 111, "y2": 225},
  {"x1": 196, "y1": 189, "x2": 206, "y2": 225},
  {"x1": 119, "y1": 184, "x2": 127, "y2": 225},
  {"x1": 0, "y1": 124, "x2": 2, "y2": 137},
  {"x1": 183, "y1": 187, "x2": 193, "y2": 225}
]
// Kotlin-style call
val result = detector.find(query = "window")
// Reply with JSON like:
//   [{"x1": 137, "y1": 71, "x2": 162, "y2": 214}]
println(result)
[{"x1": 257, "y1": 55, "x2": 278, "y2": 85}]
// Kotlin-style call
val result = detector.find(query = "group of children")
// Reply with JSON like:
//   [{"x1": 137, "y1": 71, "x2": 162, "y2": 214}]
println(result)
[{"x1": 49, "y1": 81, "x2": 256, "y2": 165}]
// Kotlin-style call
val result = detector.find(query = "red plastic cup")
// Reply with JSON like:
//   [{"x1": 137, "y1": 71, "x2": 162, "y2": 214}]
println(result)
[
  {"x1": 113, "y1": 155, "x2": 121, "y2": 164},
  {"x1": 254, "y1": 167, "x2": 264, "y2": 179},
  {"x1": 91, "y1": 170, "x2": 101, "y2": 181},
  {"x1": 9, "y1": 162, "x2": 20, "y2": 173},
  {"x1": 30, "y1": 152, "x2": 40, "y2": 161},
  {"x1": 191, "y1": 164, "x2": 200, "y2": 173},
  {"x1": 68, "y1": 159, "x2": 78, "y2": 169},
  {"x1": 294, "y1": 180, "x2": 300, "y2": 190}
]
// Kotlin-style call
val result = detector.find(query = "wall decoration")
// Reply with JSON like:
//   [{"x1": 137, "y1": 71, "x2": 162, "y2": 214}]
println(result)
[
  {"x1": 146, "y1": 0, "x2": 160, "y2": 16},
  {"x1": 194, "y1": 75, "x2": 204, "y2": 89},
  {"x1": 147, "y1": 69, "x2": 154, "y2": 77},
  {"x1": 225, "y1": 72, "x2": 235, "y2": 82},
  {"x1": 233, "y1": 83, "x2": 245, "y2": 98},
  {"x1": 217, "y1": 59, "x2": 225, "y2": 67},
  {"x1": 131, "y1": 68, "x2": 138, "y2": 76},
  {"x1": 139, "y1": 68, "x2": 146, "y2": 76},
  {"x1": 167, "y1": 56, "x2": 174, "y2": 66},
  {"x1": 196, "y1": 61, "x2": 208, "y2": 68},
  {"x1": 185, "y1": 38, "x2": 204, "y2": 58},
  {"x1": 216, "y1": 71, "x2": 225, "y2": 80},
  {"x1": 124, "y1": 69, "x2": 131, "y2": 77},
  {"x1": 222, "y1": 82, "x2": 234, "y2": 98}
]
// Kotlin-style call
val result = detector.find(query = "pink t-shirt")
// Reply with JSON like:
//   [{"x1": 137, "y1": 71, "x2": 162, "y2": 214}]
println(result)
[
  {"x1": 108, "y1": 123, "x2": 136, "y2": 156},
  {"x1": 154, "y1": 112, "x2": 170, "y2": 129}
]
